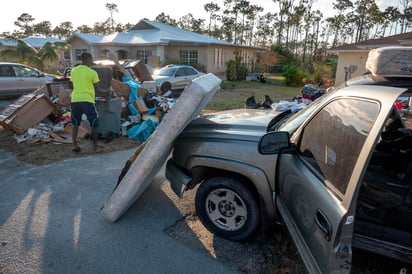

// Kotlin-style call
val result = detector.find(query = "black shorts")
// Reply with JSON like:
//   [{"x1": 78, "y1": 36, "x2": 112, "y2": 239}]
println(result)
[{"x1": 70, "y1": 102, "x2": 99, "y2": 128}]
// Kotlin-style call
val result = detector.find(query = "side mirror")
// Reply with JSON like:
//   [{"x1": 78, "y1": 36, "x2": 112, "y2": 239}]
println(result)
[{"x1": 258, "y1": 131, "x2": 291, "y2": 155}]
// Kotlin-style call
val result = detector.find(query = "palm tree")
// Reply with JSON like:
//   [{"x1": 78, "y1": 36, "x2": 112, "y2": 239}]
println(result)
[
  {"x1": 0, "y1": 40, "x2": 39, "y2": 66},
  {"x1": 0, "y1": 39, "x2": 66, "y2": 71},
  {"x1": 38, "y1": 42, "x2": 68, "y2": 71}
]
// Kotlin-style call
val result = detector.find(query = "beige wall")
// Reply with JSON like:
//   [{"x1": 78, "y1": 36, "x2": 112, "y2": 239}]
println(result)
[
  {"x1": 69, "y1": 37, "x2": 261, "y2": 79},
  {"x1": 334, "y1": 50, "x2": 369, "y2": 86}
]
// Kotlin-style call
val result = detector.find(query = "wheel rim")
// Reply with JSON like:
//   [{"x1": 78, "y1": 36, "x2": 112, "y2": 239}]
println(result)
[{"x1": 205, "y1": 188, "x2": 248, "y2": 231}]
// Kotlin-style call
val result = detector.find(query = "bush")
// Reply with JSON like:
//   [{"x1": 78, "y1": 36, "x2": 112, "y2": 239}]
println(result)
[
  {"x1": 282, "y1": 65, "x2": 306, "y2": 87},
  {"x1": 226, "y1": 59, "x2": 248, "y2": 81}
]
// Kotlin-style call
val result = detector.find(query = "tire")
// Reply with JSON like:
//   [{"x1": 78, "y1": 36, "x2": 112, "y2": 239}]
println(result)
[
  {"x1": 160, "y1": 82, "x2": 172, "y2": 93},
  {"x1": 195, "y1": 176, "x2": 260, "y2": 241}
]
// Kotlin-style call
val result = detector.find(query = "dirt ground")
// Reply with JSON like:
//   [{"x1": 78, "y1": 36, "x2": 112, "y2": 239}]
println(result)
[{"x1": 1, "y1": 86, "x2": 411, "y2": 273}]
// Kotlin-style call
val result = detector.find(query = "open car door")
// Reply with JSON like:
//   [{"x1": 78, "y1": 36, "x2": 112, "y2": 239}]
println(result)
[{"x1": 274, "y1": 86, "x2": 407, "y2": 273}]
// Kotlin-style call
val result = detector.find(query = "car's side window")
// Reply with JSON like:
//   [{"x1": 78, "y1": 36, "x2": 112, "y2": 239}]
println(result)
[
  {"x1": 14, "y1": 66, "x2": 38, "y2": 77},
  {"x1": 184, "y1": 68, "x2": 196, "y2": 76},
  {"x1": 298, "y1": 99, "x2": 379, "y2": 196},
  {"x1": 175, "y1": 68, "x2": 184, "y2": 77},
  {"x1": 0, "y1": 65, "x2": 14, "y2": 77}
]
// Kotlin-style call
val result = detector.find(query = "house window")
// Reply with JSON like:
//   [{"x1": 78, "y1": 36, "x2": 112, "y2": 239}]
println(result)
[
  {"x1": 180, "y1": 50, "x2": 198, "y2": 65},
  {"x1": 75, "y1": 48, "x2": 87, "y2": 61},
  {"x1": 101, "y1": 49, "x2": 110, "y2": 58},
  {"x1": 117, "y1": 50, "x2": 127, "y2": 60},
  {"x1": 136, "y1": 50, "x2": 152, "y2": 63},
  {"x1": 63, "y1": 50, "x2": 70, "y2": 60},
  {"x1": 214, "y1": 48, "x2": 224, "y2": 67}
]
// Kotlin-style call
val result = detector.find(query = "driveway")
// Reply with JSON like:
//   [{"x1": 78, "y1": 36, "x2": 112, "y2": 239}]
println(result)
[{"x1": 0, "y1": 149, "x2": 238, "y2": 274}]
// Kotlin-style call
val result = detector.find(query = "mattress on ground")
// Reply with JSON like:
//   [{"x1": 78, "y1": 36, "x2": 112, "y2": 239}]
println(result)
[{"x1": 101, "y1": 73, "x2": 222, "y2": 222}]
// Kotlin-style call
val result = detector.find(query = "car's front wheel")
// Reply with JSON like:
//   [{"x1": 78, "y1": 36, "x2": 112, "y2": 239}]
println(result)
[
  {"x1": 160, "y1": 82, "x2": 172, "y2": 93},
  {"x1": 195, "y1": 176, "x2": 259, "y2": 241}
]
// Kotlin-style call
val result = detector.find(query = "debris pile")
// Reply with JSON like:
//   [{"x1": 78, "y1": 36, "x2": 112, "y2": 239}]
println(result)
[{"x1": 0, "y1": 61, "x2": 175, "y2": 145}]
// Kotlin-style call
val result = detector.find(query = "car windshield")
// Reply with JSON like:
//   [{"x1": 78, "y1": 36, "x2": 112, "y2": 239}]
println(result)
[
  {"x1": 277, "y1": 94, "x2": 329, "y2": 133},
  {"x1": 155, "y1": 67, "x2": 177, "y2": 76}
]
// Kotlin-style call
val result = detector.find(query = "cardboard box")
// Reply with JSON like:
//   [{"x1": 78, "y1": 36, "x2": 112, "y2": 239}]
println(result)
[
  {"x1": 111, "y1": 79, "x2": 130, "y2": 98},
  {"x1": 125, "y1": 60, "x2": 153, "y2": 82},
  {"x1": 64, "y1": 122, "x2": 90, "y2": 139},
  {"x1": 0, "y1": 94, "x2": 55, "y2": 134},
  {"x1": 138, "y1": 88, "x2": 148, "y2": 98},
  {"x1": 133, "y1": 100, "x2": 148, "y2": 114}
]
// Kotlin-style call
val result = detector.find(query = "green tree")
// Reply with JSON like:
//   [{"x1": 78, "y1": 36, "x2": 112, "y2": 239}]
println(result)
[
  {"x1": 32, "y1": 21, "x2": 53, "y2": 37},
  {"x1": 382, "y1": 6, "x2": 401, "y2": 36},
  {"x1": 38, "y1": 41, "x2": 68, "y2": 71},
  {"x1": 327, "y1": 0, "x2": 353, "y2": 47},
  {"x1": 155, "y1": 13, "x2": 177, "y2": 26},
  {"x1": 399, "y1": 0, "x2": 411, "y2": 33},
  {"x1": 204, "y1": 2, "x2": 221, "y2": 36},
  {"x1": 177, "y1": 13, "x2": 205, "y2": 33},
  {"x1": 243, "y1": 4, "x2": 263, "y2": 46},
  {"x1": 272, "y1": 0, "x2": 293, "y2": 45},
  {"x1": 106, "y1": 3, "x2": 118, "y2": 32},
  {"x1": 255, "y1": 12, "x2": 276, "y2": 47},
  {"x1": 53, "y1": 22, "x2": 74, "y2": 39},
  {"x1": 93, "y1": 21, "x2": 111, "y2": 34},
  {"x1": 14, "y1": 13, "x2": 35, "y2": 37},
  {"x1": 76, "y1": 25, "x2": 93, "y2": 33},
  {"x1": 0, "y1": 39, "x2": 41, "y2": 68}
]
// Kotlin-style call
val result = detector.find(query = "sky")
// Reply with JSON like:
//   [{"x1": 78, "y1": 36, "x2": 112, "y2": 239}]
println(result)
[{"x1": 0, "y1": 0, "x2": 396, "y2": 34}]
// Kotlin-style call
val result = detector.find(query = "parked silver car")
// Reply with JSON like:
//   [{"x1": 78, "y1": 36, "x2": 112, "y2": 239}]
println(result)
[
  {"x1": 0, "y1": 62, "x2": 55, "y2": 97},
  {"x1": 152, "y1": 64, "x2": 205, "y2": 93}
]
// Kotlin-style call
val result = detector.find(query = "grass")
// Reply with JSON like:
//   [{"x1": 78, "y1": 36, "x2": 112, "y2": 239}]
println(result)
[{"x1": 204, "y1": 74, "x2": 301, "y2": 112}]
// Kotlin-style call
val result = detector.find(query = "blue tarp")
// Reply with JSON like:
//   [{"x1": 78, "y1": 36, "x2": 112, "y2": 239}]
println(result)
[{"x1": 127, "y1": 119, "x2": 157, "y2": 142}]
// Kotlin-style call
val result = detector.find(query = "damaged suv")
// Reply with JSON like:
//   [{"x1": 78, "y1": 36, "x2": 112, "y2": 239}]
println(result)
[{"x1": 166, "y1": 47, "x2": 412, "y2": 273}]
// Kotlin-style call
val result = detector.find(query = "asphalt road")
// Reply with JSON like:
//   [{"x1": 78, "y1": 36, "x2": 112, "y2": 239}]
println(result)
[{"x1": 0, "y1": 149, "x2": 238, "y2": 274}]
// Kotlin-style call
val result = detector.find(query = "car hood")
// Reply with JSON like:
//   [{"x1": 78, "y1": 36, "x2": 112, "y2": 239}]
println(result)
[{"x1": 178, "y1": 108, "x2": 283, "y2": 141}]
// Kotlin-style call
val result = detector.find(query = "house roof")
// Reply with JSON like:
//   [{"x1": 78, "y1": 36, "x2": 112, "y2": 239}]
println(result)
[
  {"x1": 329, "y1": 32, "x2": 412, "y2": 52},
  {"x1": 0, "y1": 37, "x2": 64, "y2": 49},
  {"x1": 67, "y1": 19, "x2": 234, "y2": 47}
]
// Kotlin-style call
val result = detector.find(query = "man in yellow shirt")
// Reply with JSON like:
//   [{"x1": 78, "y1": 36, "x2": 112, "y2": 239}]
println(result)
[{"x1": 70, "y1": 52, "x2": 107, "y2": 152}]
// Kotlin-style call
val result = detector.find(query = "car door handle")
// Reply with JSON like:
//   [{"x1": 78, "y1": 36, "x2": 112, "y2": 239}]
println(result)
[{"x1": 315, "y1": 209, "x2": 332, "y2": 241}]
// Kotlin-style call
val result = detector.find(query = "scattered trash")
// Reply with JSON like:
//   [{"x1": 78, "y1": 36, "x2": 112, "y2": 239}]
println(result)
[
  {"x1": 271, "y1": 100, "x2": 307, "y2": 113},
  {"x1": 245, "y1": 96, "x2": 261, "y2": 109},
  {"x1": 261, "y1": 95, "x2": 273, "y2": 109},
  {"x1": 300, "y1": 84, "x2": 325, "y2": 101}
]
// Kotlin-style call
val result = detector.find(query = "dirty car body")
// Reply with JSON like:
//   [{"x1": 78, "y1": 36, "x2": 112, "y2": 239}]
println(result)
[
  {"x1": 152, "y1": 64, "x2": 204, "y2": 93},
  {"x1": 166, "y1": 81, "x2": 412, "y2": 273},
  {"x1": 0, "y1": 62, "x2": 55, "y2": 98}
]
